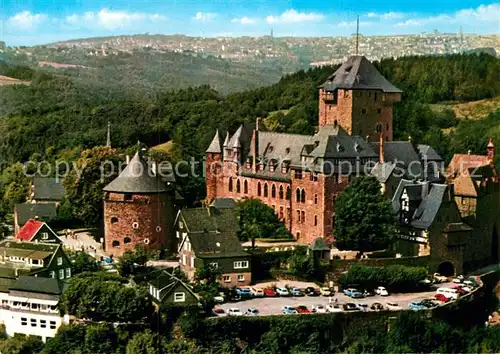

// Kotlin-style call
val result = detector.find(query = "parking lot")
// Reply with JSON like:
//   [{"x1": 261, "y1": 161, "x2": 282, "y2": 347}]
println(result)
[{"x1": 216, "y1": 281, "x2": 457, "y2": 316}]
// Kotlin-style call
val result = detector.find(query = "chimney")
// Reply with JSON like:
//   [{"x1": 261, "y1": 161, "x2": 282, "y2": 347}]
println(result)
[
  {"x1": 126, "y1": 155, "x2": 130, "y2": 164},
  {"x1": 379, "y1": 133, "x2": 385, "y2": 164},
  {"x1": 256, "y1": 117, "x2": 261, "y2": 131},
  {"x1": 487, "y1": 137, "x2": 495, "y2": 162}
]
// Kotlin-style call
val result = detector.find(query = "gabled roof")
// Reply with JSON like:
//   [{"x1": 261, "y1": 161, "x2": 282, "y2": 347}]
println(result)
[
  {"x1": 9, "y1": 276, "x2": 64, "y2": 295},
  {"x1": 0, "y1": 240, "x2": 60, "y2": 259},
  {"x1": 448, "y1": 154, "x2": 491, "y2": 176},
  {"x1": 417, "y1": 145, "x2": 443, "y2": 162},
  {"x1": 15, "y1": 203, "x2": 57, "y2": 226},
  {"x1": 32, "y1": 177, "x2": 65, "y2": 201},
  {"x1": 370, "y1": 141, "x2": 422, "y2": 177},
  {"x1": 320, "y1": 56, "x2": 402, "y2": 93},
  {"x1": 206, "y1": 129, "x2": 223, "y2": 153},
  {"x1": 149, "y1": 270, "x2": 198, "y2": 302},
  {"x1": 210, "y1": 198, "x2": 237, "y2": 209},
  {"x1": 103, "y1": 151, "x2": 168, "y2": 194},
  {"x1": 16, "y1": 219, "x2": 44, "y2": 241},
  {"x1": 178, "y1": 207, "x2": 247, "y2": 258},
  {"x1": 370, "y1": 162, "x2": 396, "y2": 183}
]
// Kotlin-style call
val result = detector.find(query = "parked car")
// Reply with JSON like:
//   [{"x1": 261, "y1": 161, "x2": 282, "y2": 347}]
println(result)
[
  {"x1": 282, "y1": 305, "x2": 298, "y2": 315},
  {"x1": 236, "y1": 288, "x2": 253, "y2": 299},
  {"x1": 306, "y1": 287, "x2": 321, "y2": 296},
  {"x1": 213, "y1": 292, "x2": 225, "y2": 303},
  {"x1": 227, "y1": 308, "x2": 243, "y2": 316},
  {"x1": 276, "y1": 287, "x2": 290, "y2": 296},
  {"x1": 213, "y1": 308, "x2": 226, "y2": 316},
  {"x1": 436, "y1": 287, "x2": 459, "y2": 300},
  {"x1": 291, "y1": 288, "x2": 304, "y2": 297},
  {"x1": 343, "y1": 303, "x2": 358, "y2": 311},
  {"x1": 452, "y1": 285, "x2": 469, "y2": 295},
  {"x1": 264, "y1": 288, "x2": 277, "y2": 297},
  {"x1": 433, "y1": 273, "x2": 448, "y2": 283},
  {"x1": 363, "y1": 289, "x2": 374, "y2": 297},
  {"x1": 320, "y1": 287, "x2": 332, "y2": 296},
  {"x1": 251, "y1": 288, "x2": 265, "y2": 297},
  {"x1": 460, "y1": 285, "x2": 473, "y2": 293},
  {"x1": 375, "y1": 286, "x2": 389, "y2": 296},
  {"x1": 326, "y1": 304, "x2": 342, "y2": 313},
  {"x1": 350, "y1": 291, "x2": 364, "y2": 298},
  {"x1": 356, "y1": 303, "x2": 369, "y2": 311},
  {"x1": 311, "y1": 304, "x2": 327, "y2": 313},
  {"x1": 408, "y1": 301, "x2": 427, "y2": 310},
  {"x1": 452, "y1": 275, "x2": 465, "y2": 283},
  {"x1": 343, "y1": 288, "x2": 358, "y2": 297},
  {"x1": 420, "y1": 299, "x2": 438, "y2": 308},
  {"x1": 463, "y1": 279, "x2": 479, "y2": 288},
  {"x1": 386, "y1": 303, "x2": 400, "y2": 310},
  {"x1": 245, "y1": 308, "x2": 259, "y2": 316},
  {"x1": 370, "y1": 302, "x2": 384, "y2": 311},
  {"x1": 434, "y1": 293, "x2": 451, "y2": 302},
  {"x1": 296, "y1": 305, "x2": 311, "y2": 314}
]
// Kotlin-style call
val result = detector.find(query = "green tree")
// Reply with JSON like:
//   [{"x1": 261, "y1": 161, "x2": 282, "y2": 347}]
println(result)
[
  {"x1": 117, "y1": 244, "x2": 153, "y2": 277},
  {"x1": 0, "y1": 334, "x2": 44, "y2": 354},
  {"x1": 126, "y1": 330, "x2": 167, "y2": 354},
  {"x1": 334, "y1": 176, "x2": 396, "y2": 253},
  {"x1": 66, "y1": 250, "x2": 102, "y2": 274},
  {"x1": 193, "y1": 264, "x2": 221, "y2": 313}
]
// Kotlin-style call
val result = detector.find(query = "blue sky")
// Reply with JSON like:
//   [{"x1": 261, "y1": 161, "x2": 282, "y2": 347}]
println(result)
[{"x1": 0, "y1": 0, "x2": 499, "y2": 45}]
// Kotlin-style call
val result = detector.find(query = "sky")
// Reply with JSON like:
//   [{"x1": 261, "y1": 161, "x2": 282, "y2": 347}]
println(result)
[{"x1": 0, "y1": 0, "x2": 499, "y2": 46}]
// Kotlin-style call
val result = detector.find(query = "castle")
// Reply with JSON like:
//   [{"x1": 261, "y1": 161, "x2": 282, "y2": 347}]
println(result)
[{"x1": 205, "y1": 56, "x2": 440, "y2": 244}]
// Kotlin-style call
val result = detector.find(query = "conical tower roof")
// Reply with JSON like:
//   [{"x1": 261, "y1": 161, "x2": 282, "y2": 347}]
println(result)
[
  {"x1": 206, "y1": 130, "x2": 222, "y2": 153},
  {"x1": 103, "y1": 151, "x2": 168, "y2": 194}
]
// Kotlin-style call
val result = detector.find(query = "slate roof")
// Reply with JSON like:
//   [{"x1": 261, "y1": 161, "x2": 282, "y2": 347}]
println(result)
[
  {"x1": 149, "y1": 270, "x2": 199, "y2": 302},
  {"x1": 444, "y1": 223, "x2": 473, "y2": 233},
  {"x1": 210, "y1": 198, "x2": 237, "y2": 209},
  {"x1": 103, "y1": 151, "x2": 168, "y2": 193},
  {"x1": 16, "y1": 219, "x2": 44, "y2": 241},
  {"x1": 206, "y1": 129, "x2": 223, "y2": 153},
  {"x1": 9, "y1": 276, "x2": 64, "y2": 295},
  {"x1": 32, "y1": 177, "x2": 65, "y2": 201},
  {"x1": 179, "y1": 207, "x2": 247, "y2": 258},
  {"x1": 417, "y1": 145, "x2": 443, "y2": 161},
  {"x1": 392, "y1": 179, "x2": 448, "y2": 229},
  {"x1": 320, "y1": 56, "x2": 402, "y2": 93},
  {"x1": 371, "y1": 141, "x2": 423, "y2": 178},
  {"x1": 15, "y1": 203, "x2": 57, "y2": 226},
  {"x1": 370, "y1": 162, "x2": 396, "y2": 183}
]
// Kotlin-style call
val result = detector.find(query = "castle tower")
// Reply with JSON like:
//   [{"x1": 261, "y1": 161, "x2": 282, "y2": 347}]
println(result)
[
  {"x1": 205, "y1": 130, "x2": 223, "y2": 202},
  {"x1": 318, "y1": 56, "x2": 402, "y2": 142},
  {"x1": 103, "y1": 151, "x2": 175, "y2": 257}
]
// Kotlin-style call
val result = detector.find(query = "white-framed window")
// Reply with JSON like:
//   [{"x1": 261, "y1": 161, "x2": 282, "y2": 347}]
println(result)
[
  {"x1": 41, "y1": 232, "x2": 49, "y2": 240},
  {"x1": 65, "y1": 268, "x2": 71, "y2": 278},
  {"x1": 50, "y1": 321, "x2": 56, "y2": 329},
  {"x1": 57, "y1": 257, "x2": 62, "y2": 265},
  {"x1": 190, "y1": 256, "x2": 194, "y2": 268},
  {"x1": 174, "y1": 292, "x2": 186, "y2": 302},
  {"x1": 40, "y1": 319, "x2": 47, "y2": 328},
  {"x1": 209, "y1": 262, "x2": 218, "y2": 269},
  {"x1": 31, "y1": 318, "x2": 37, "y2": 327},
  {"x1": 179, "y1": 221, "x2": 184, "y2": 229},
  {"x1": 21, "y1": 317, "x2": 27, "y2": 326},
  {"x1": 176, "y1": 231, "x2": 180, "y2": 239},
  {"x1": 59, "y1": 269, "x2": 64, "y2": 279},
  {"x1": 49, "y1": 271, "x2": 55, "y2": 278},
  {"x1": 237, "y1": 275, "x2": 245, "y2": 282},
  {"x1": 223, "y1": 275, "x2": 231, "y2": 283},
  {"x1": 182, "y1": 254, "x2": 186, "y2": 265},
  {"x1": 234, "y1": 261, "x2": 249, "y2": 269}
]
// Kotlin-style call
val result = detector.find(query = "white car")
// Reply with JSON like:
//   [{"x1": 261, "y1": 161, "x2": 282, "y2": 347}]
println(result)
[
  {"x1": 251, "y1": 288, "x2": 265, "y2": 297},
  {"x1": 213, "y1": 292, "x2": 226, "y2": 303},
  {"x1": 386, "y1": 303, "x2": 400, "y2": 310},
  {"x1": 311, "y1": 304, "x2": 327, "y2": 313},
  {"x1": 276, "y1": 287, "x2": 290, "y2": 296},
  {"x1": 326, "y1": 304, "x2": 342, "y2": 313},
  {"x1": 227, "y1": 308, "x2": 243, "y2": 316},
  {"x1": 356, "y1": 303, "x2": 369, "y2": 311},
  {"x1": 375, "y1": 286, "x2": 389, "y2": 296},
  {"x1": 320, "y1": 287, "x2": 332, "y2": 296},
  {"x1": 433, "y1": 273, "x2": 448, "y2": 283}
]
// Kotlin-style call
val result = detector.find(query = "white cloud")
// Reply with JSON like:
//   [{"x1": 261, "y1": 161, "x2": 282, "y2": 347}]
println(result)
[
  {"x1": 367, "y1": 12, "x2": 405, "y2": 20},
  {"x1": 8, "y1": 11, "x2": 47, "y2": 30},
  {"x1": 266, "y1": 9, "x2": 324, "y2": 24},
  {"x1": 194, "y1": 12, "x2": 216, "y2": 22},
  {"x1": 65, "y1": 9, "x2": 165, "y2": 30},
  {"x1": 337, "y1": 20, "x2": 373, "y2": 28},
  {"x1": 231, "y1": 17, "x2": 257, "y2": 25}
]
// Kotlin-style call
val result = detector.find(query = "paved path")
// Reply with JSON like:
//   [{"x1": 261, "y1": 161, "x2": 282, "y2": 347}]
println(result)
[{"x1": 61, "y1": 231, "x2": 107, "y2": 260}]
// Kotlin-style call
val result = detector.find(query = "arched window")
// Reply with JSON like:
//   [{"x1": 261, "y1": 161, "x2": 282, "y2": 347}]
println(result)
[
  {"x1": 124, "y1": 237, "x2": 131, "y2": 244},
  {"x1": 301, "y1": 211, "x2": 305, "y2": 223},
  {"x1": 236, "y1": 179, "x2": 241, "y2": 193},
  {"x1": 301, "y1": 189, "x2": 306, "y2": 203},
  {"x1": 296, "y1": 188, "x2": 301, "y2": 203},
  {"x1": 314, "y1": 194, "x2": 318, "y2": 205},
  {"x1": 244, "y1": 180, "x2": 248, "y2": 194},
  {"x1": 271, "y1": 184, "x2": 276, "y2": 198},
  {"x1": 112, "y1": 240, "x2": 120, "y2": 247},
  {"x1": 279, "y1": 185, "x2": 284, "y2": 199},
  {"x1": 296, "y1": 210, "x2": 301, "y2": 222},
  {"x1": 257, "y1": 182, "x2": 262, "y2": 196},
  {"x1": 110, "y1": 217, "x2": 118, "y2": 224},
  {"x1": 286, "y1": 186, "x2": 291, "y2": 200},
  {"x1": 264, "y1": 184, "x2": 268, "y2": 197},
  {"x1": 229, "y1": 178, "x2": 233, "y2": 192}
]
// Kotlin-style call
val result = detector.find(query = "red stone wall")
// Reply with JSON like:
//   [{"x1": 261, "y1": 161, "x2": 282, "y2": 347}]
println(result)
[
  {"x1": 319, "y1": 89, "x2": 354, "y2": 131},
  {"x1": 205, "y1": 152, "x2": 222, "y2": 202},
  {"x1": 104, "y1": 192, "x2": 174, "y2": 258}
]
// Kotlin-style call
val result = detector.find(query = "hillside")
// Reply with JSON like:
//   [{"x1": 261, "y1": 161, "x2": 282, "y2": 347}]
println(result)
[
  {"x1": 431, "y1": 96, "x2": 500, "y2": 120},
  {"x1": 0, "y1": 75, "x2": 30, "y2": 86}
]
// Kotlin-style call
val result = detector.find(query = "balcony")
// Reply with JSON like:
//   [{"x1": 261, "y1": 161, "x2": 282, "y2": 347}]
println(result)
[{"x1": 323, "y1": 92, "x2": 338, "y2": 104}]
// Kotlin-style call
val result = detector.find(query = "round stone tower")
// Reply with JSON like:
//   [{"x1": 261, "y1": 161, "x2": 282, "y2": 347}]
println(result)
[{"x1": 103, "y1": 151, "x2": 174, "y2": 258}]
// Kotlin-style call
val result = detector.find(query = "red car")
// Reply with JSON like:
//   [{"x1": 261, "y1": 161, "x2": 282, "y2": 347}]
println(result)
[
  {"x1": 295, "y1": 305, "x2": 311, "y2": 314},
  {"x1": 264, "y1": 288, "x2": 277, "y2": 297},
  {"x1": 434, "y1": 294, "x2": 450, "y2": 302},
  {"x1": 452, "y1": 285, "x2": 468, "y2": 295}
]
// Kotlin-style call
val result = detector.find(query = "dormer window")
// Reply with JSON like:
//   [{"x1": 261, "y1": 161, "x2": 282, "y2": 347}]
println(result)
[
  {"x1": 354, "y1": 143, "x2": 362, "y2": 152},
  {"x1": 259, "y1": 163, "x2": 264, "y2": 171},
  {"x1": 269, "y1": 164, "x2": 275, "y2": 172},
  {"x1": 336, "y1": 143, "x2": 344, "y2": 152},
  {"x1": 285, "y1": 148, "x2": 290, "y2": 154},
  {"x1": 269, "y1": 146, "x2": 274, "y2": 153}
]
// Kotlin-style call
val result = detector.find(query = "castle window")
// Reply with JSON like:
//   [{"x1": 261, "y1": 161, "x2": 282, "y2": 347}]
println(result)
[
  {"x1": 314, "y1": 215, "x2": 318, "y2": 226},
  {"x1": 269, "y1": 163, "x2": 275, "y2": 172},
  {"x1": 310, "y1": 172, "x2": 318, "y2": 181},
  {"x1": 271, "y1": 184, "x2": 276, "y2": 198},
  {"x1": 296, "y1": 210, "x2": 301, "y2": 222},
  {"x1": 376, "y1": 124, "x2": 382, "y2": 133},
  {"x1": 374, "y1": 92, "x2": 378, "y2": 101},
  {"x1": 111, "y1": 217, "x2": 118, "y2": 224},
  {"x1": 377, "y1": 108, "x2": 382, "y2": 114},
  {"x1": 285, "y1": 148, "x2": 290, "y2": 154},
  {"x1": 229, "y1": 178, "x2": 233, "y2": 192},
  {"x1": 362, "y1": 108, "x2": 367, "y2": 114},
  {"x1": 279, "y1": 207, "x2": 284, "y2": 219},
  {"x1": 301, "y1": 211, "x2": 305, "y2": 223},
  {"x1": 236, "y1": 180, "x2": 241, "y2": 193},
  {"x1": 156, "y1": 226, "x2": 162, "y2": 232},
  {"x1": 294, "y1": 170, "x2": 303, "y2": 179},
  {"x1": 124, "y1": 237, "x2": 131, "y2": 244},
  {"x1": 264, "y1": 184, "x2": 268, "y2": 197},
  {"x1": 334, "y1": 120, "x2": 338, "y2": 127},
  {"x1": 133, "y1": 222, "x2": 139, "y2": 229},
  {"x1": 386, "y1": 123, "x2": 389, "y2": 130},
  {"x1": 244, "y1": 180, "x2": 248, "y2": 194},
  {"x1": 124, "y1": 194, "x2": 132, "y2": 201},
  {"x1": 296, "y1": 188, "x2": 301, "y2": 203},
  {"x1": 257, "y1": 182, "x2": 262, "y2": 196},
  {"x1": 301, "y1": 189, "x2": 306, "y2": 203},
  {"x1": 112, "y1": 240, "x2": 120, "y2": 247},
  {"x1": 296, "y1": 232, "x2": 301, "y2": 239},
  {"x1": 259, "y1": 163, "x2": 264, "y2": 171},
  {"x1": 279, "y1": 185, "x2": 284, "y2": 199},
  {"x1": 314, "y1": 194, "x2": 318, "y2": 204},
  {"x1": 286, "y1": 186, "x2": 291, "y2": 200}
]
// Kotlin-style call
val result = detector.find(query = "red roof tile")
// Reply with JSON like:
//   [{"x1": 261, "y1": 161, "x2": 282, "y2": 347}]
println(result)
[
  {"x1": 16, "y1": 219, "x2": 44, "y2": 241},
  {"x1": 448, "y1": 154, "x2": 490, "y2": 176}
]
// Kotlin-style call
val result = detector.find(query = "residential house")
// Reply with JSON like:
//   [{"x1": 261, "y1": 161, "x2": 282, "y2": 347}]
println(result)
[
  {"x1": 15, "y1": 218, "x2": 62, "y2": 244},
  {"x1": 0, "y1": 240, "x2": 72, "y2": 281},
  {"x1": 29, "y1": 177, "x2": 65, "y2": 204},
  {"x1": 148, "y1": 270, "x2": 199, "y2": 307},
  {"x1": 176, "y1": 205, "x2": 252, "y2": 287},
  {"x1": 13, "y1": 203, "x2": 57, "y2": 235},
  {"x1": 0, "y1": 276, "x2": 67, "y2": 342}
]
